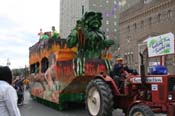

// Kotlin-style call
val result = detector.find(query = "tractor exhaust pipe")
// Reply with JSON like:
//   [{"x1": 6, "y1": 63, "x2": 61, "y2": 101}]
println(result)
[{"x1": 139, "y1": 53, "x2": 146, "y2": 86}]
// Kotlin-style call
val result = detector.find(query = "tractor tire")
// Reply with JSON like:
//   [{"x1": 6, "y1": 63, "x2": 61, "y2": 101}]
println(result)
[
  {"x1": 129, "y1": 104, "x2": 155, "y2": 116},
  {"x1": 86, "y1": 78, "x2": 114, "y2": 116}
]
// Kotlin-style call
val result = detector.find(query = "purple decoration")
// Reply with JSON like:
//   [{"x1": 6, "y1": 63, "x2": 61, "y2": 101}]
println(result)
[{"x1": 103, "y1": 2, "x2": 119, "y2": 18}]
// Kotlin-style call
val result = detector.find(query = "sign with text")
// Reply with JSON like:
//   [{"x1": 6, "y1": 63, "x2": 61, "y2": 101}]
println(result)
[
  {"x1": 147, "y1": 32, "x2": 174, "y2": 57},
  {"x1": 130, "y1": 77, "x2": 163, "y2": 84}
]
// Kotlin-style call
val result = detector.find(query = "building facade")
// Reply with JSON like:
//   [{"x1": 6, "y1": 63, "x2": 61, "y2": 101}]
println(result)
[
  {"x1": 60, "y1": 0, "x2": 119, "y2": 49},
  {"x1": 119, "y1": 0, "x2": 141, "y2": 12},
  {"x1": 89, "y1": 0, "x2": 119, "y2": 49},
  {"x1": 60, "y1": 0, "x2": 89, "y2": 38},
  {"x1": 119, "y1": 0, "x2": 175, "y2": 73}
]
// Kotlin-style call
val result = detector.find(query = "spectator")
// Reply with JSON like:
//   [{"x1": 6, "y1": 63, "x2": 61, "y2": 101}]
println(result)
[
  {"x1": 51, "y1": 26, "x2": 60, "y2": 39},
  {"x1": 14, "y1": 77, "x2": 24, "y2": 105},
  {"x1": 0, "y1": 66, "x2": 21, "y2": 116},
  {"x1": 23, "y1": 79, "x2": 30, "y2": 90}
]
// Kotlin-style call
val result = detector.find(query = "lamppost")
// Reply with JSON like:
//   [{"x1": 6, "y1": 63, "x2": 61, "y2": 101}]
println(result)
[
  {"x1": 127, "y1": 36, "x2": 131, "y2": 66},
  {"x1": 24, "y1": 65, "x2": 27, "y2": 79},
  {"x1": 118, "y1": 47, "x2": 120, "y2": 55},
  {"x1": 6, "y1": 58, "x2": 11, "y2": 66}
]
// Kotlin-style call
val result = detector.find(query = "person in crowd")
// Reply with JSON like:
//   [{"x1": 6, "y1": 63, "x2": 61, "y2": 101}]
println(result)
[
  {"x1": 0, "y1": 66, "x2": 21, "y2": 116},
  {"x1": 14, "y1": 76, "x2": 24, "y2": 105},
  {"x1": 51, "y1": 26, "x2": 60, "y2": 39},
  {"x1": 23, "y1": 78, "x2": 30, "y2": 90}
]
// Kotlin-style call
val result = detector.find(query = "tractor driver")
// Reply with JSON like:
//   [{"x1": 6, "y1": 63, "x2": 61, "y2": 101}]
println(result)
[{"x1": 111, "y1": 57, "x2": 129, "y2": 88}]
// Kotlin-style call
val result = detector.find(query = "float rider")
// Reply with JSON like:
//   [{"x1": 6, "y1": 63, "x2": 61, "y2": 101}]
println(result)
[{"x1": 51, "y1": 26, "x2": 60, "y2": 39}]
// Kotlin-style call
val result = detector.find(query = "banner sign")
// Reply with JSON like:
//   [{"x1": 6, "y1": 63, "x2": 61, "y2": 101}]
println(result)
[
  {"x1": 147, "y1": 32, "x2": 174, "y2": 57},
  {"x1": 130, "y1": 77, "x2": 163, "y2": 84}
]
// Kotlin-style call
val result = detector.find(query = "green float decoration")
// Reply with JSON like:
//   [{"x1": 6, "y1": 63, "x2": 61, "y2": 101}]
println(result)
[
  {"x1": 67, "y1": 11, "x2": 114, "y2": 76},
  {"x1": 67, "y1": 11, "x2": 114, "y2": 59}
]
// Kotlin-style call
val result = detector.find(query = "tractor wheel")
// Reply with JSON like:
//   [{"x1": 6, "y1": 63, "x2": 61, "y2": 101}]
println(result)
[
  {"x1": 86, "y1": 79, "x2": 114, "y2": 116},
  {"x1": 129, "y1": 104, "x2": 155, "y2": 116}
]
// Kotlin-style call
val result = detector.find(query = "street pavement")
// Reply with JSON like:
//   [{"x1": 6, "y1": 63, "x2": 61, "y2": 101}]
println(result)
[
  {"x1": 19, "y1": 91, "x2": 88, "y2": 116},
  {"x1": 19, "y1": 91, "x2": 166, "y2": 116}
]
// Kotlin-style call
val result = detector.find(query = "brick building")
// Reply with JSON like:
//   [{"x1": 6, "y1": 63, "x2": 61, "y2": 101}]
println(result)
[{"x1": 119, "y1": 0, "x2": 175, "y2": 73}]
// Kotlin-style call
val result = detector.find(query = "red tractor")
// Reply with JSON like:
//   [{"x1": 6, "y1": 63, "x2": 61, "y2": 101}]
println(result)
[{"x1": 85, "y1": 53, "x2": 175, "y2": 116}]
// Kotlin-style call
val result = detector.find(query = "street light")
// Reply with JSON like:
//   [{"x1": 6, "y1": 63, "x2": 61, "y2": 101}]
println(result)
[
  {"x1": 6, "y1": 58, "x2": 11, "y2": 66},
  {"x1": 118, "y1": 47, "x2": 120, "y2": 54},
  {"x1": 24, "y1": 65, "x2": 27, "y2": 79}
]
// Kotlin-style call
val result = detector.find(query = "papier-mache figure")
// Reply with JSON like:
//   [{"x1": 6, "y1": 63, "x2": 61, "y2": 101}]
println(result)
[{"x1": 51, "y1": 26, "x2": 60, "y2": 39}]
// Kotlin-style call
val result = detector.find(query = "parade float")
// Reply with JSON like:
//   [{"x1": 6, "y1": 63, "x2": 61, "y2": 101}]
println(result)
[
  {"x1": 29, "y1": 11, "x2": 114, "y2": 110},
  {"x1": 29, "y1": 11, "x2": 175, "y2": 116}
]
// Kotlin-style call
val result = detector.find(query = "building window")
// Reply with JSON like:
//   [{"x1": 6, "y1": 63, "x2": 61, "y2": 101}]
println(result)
[
  {"x1": 106, "y1": 35, "x2": 109, "y2": 39},
  {"x1": 126, "y1": 52, "x2": 134, "y2": 66},
  {"x1": 106, "y1": 0, "x2": 109, "y2": 3},
  {"x1": 124, "y1": 54, "x2": 127, "y2": 62},
  {"x1": 134, "y1": 23, "x2": 137, "y2": 30},
  {"x1": 114, "y1": 1, "x2": 117, "y2": 4},
  {"x1": 114, "y1": 29, "x2": 117, "y2": 32},
  {"x1": 127, "y1": 35, "x2": 131, "y2": 43},
  {"x1": 158, "y1": 13, "x2": 161, "y2": 23},
  {"x1": 128, "y1": 26, "x2": 130, "y2": 32},
  {"x1": 92, "y1": 4, "x2": 96, "y2": 6},
  {"x1": 82, "y1": 5, "x2": 84, "y2": 15},
  {"x1": 106, "y1": 20, "x2": 109, "y2": 25},
  {"x1": 141, "y1": 20, "x2": 144, "y2": 28},
  {"x1": 168, "y1": 10, "x2": 173, "y2": 19},
  {"x1": 131, "y1": 52, "x2": 134, "y2": 64},
  {"x1": 114, "y1": 22, "x2": 117, "y2": 26},
  {"x1": 148, "y1": 17, "x2": 152, "y2": 25},
  {"x1": 106, "y1": 28, "x2": 109, "y2": 32},
  {"x1": 114, "y1": 15, "x2": 117, "y2": 19}
]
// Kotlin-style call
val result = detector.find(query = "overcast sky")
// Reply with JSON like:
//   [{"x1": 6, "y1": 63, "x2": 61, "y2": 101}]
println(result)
[{"x1": 0, "y1": 0, "x2": 60, "y2": 69}]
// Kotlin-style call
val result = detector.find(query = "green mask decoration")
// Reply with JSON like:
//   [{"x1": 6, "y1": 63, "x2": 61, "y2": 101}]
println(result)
[{"x1": 67, "y1": 11, "x2": 114, "y2": 59}]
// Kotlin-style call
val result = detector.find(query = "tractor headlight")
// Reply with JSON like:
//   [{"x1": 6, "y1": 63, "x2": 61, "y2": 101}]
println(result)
[{"x1": 168, "y1": 94, "x2": 173, "y2": 100}]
